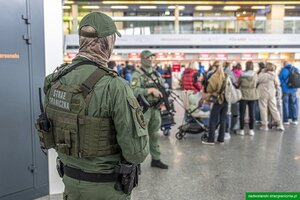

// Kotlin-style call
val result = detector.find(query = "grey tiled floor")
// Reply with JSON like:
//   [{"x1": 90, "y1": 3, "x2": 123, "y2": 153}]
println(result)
[{"x1": 37, "y1": 100, "x2": 300, "y2": 200}]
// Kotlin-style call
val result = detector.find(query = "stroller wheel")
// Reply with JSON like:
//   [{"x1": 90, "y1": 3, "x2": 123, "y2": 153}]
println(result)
[
  {"x1": 201, "y1": 132, "x2": 208, "y2": 142},
  {"x1": 175, "y1": 131, "x2": 184, "y2": 140},
  {"x1": 163, "y1": 129, "x2": 170, "y2": 136}
]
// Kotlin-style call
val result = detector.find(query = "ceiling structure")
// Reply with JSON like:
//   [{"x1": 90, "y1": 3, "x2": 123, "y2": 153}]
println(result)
[
  {"x1": 66, "y1": 0, "x2": 300, "y2": 5},
  {"x1": 63, "y1": 1, "x2": 300, "y2": 12}
]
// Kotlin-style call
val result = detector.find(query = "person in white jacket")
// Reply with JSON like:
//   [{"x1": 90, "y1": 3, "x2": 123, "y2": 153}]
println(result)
[{"x1": 257, "y1": 63, "x2": 284, "y2": 131}]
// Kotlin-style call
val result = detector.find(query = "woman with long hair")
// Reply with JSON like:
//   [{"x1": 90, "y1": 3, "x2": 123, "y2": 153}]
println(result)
[
  {"x1": 202, "y1": 61, "x2": 228, "y2": 145},
  {"x1": 238, "y1": 61, "x2": 258, "y2": 136}
]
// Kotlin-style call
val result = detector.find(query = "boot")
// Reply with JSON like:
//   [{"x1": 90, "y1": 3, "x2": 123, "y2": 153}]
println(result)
[{"x1": 151, "y1": 160, "x2": 168, "y2": 169}]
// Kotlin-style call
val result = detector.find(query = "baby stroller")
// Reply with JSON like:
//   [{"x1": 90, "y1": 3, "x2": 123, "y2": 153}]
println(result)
[{"x1": 173, "y1": 91, "x2": 210, "y2": 140}]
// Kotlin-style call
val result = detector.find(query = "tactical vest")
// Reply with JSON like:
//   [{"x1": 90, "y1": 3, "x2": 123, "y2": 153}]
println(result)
[
  {"x1": 36, "y1": 61, "x2": 119, "y2": 158},
  {"x1": 137, "y1": 68, "x2": 161, "y2": 103}
]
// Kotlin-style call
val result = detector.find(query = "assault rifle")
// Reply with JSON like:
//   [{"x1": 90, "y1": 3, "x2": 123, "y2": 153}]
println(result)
[{"x1": 140, "y1": 68, "x2": 173, "y2": 111}]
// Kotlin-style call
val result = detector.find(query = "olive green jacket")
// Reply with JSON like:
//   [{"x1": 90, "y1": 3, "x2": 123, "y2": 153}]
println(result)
[
  {"x1": 207, "y1": 71, "x2": 225, "y2": 104},
  {"x1": 44, "y1": 56, "x2": 149, "y2": 173},
  {"x1": 238, "y1": 70, "x2": 258, "y2": 101}
]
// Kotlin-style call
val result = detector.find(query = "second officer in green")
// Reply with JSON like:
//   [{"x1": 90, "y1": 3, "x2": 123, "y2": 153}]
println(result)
[{"x1": 130, "y1": 50, "x2": 168, "y2": 169}]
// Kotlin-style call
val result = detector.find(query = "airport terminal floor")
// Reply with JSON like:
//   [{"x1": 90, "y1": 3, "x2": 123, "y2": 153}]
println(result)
[{"x1": 37, "y1": 99, "x2": 300, "y2": 200}]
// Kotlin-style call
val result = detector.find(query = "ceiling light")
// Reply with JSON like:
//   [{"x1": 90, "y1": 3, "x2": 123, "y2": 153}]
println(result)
[
  {"x1": 111, "y1": 5, "x2": 128, "y2": 9},
  {"x1": 251, "y1": 6, "x2": 265, "y2": 9},
  {"x1": 223, "y1": 6, "x2": 240, "y2": 11},
  {"x1": 139, "y1": 6, "x2": 157, "y2": 9},
  {"x1": 64, "y1": 1, "x2": 74, "y2": 4},
  {"x1": 195, "y1": 6, "x2": 213, "y2": 11},
  {"x1": 168, "y1": 5, "x2": 185, "y2": 10},
  {"x1": 101, "y1": 1, "x2": 300, "y2": 5},
  {"x1": 82, "y1": 6, "x2": 100, "y2": 9},
  {"x1": 285, "y1": 6, "x2": 296, "y2": 9},
  {"x1": 63, "y1": 6, "x2": 71, "y2": 9},
  {"x1": 243, "y1": 11, "x2": 246, "y2": 14}
]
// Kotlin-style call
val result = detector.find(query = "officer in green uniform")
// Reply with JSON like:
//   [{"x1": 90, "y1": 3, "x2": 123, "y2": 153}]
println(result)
[
  {"x1": 130, "y1": 50, "x2": 168, "y2": 169},
  {"x1": 40, "y1": 12, "x2": 149, "y2": 200}
]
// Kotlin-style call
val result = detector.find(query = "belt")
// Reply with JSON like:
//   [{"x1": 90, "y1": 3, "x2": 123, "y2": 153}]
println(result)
[{"x1": 63, "y1": 165, "x2": 118, "y2": 183}]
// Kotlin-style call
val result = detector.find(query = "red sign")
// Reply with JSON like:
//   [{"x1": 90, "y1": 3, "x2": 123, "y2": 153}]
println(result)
[
  {"x1": 242, "y1": 53, "x2": 253, "y2": 60},
  {"x1": 156, "y1": 53, "x2": 168, "y2": 60},
  {"x1": 172, "y1": 63, "x2": 181, "y2": 72},
  {"x1": 215, "y1": 53, "x2": 227, "y2": 60},
  {"x1": 199, "y1": 53, "x2": 211, "y2": 60},
  {"x1": 173, "y1": 53, "x2": 184, "y2": 60},
  {"x1": 128, "y1": 53, "x2": 141, "y2": 61}
]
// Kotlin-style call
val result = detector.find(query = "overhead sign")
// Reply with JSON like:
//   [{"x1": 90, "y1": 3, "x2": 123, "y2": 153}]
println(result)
[
  {"x1": 242, "y1": 53, "x2": 253, "y2": 60},
  {"x1": 173, "y1": 53, "x2": 184, "y2": 60},
  {"x1": 216, "y1": 53, "x2": 227, "y2": 60},
  {"x1": 116, "y1": 35, "x2": 300, "y2": 46},
  {"x1": 128, "y1": 53, "x2": 141, "y2": 61},
  {"x1": 199, "y1": 53, "x2": 211, "y2": 60},
  {"x1": 156, "y1": 53, "x2": 168, "y2": 60}
]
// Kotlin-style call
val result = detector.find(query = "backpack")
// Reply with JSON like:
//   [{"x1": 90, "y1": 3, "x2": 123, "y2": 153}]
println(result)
[
  {"x1": 225, "y1": 76, "x2": 242, "y2": 104},
  {"x1": 287, "y1": 68, "x2": 300, "y2": 88}
]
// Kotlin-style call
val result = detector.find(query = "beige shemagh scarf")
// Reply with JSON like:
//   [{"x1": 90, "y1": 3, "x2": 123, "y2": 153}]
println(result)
[{"x1": 77, "y1": 34, "x2": 116, "y2": 67}]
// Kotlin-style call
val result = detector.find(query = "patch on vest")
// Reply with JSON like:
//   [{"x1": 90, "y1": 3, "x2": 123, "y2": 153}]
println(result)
[
  {"x1": 136, "y1": 107, "x2": 146, "y2": 129},
  {"x1": 131, "y1": 78, "x2": 138, "y2": 88},
  {"x1": 48, "y1": 89, "x2": 71, "y2": 110}
]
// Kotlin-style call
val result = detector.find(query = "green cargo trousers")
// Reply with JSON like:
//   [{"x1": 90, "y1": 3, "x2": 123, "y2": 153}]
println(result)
[
  {"x1": 63, "y1": 176, "x2": 130, "y2": 200},
  {"x1": 144, "y1": 108, "x2": 161, "y2": 160}
]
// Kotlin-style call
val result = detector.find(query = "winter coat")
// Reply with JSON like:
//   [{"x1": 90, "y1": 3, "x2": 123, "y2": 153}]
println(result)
[
  {"x1": 257, "y1": 71, "x2": 280, "y2": 99},
  {"x1": 182, "y1": 68, "x2": 201, "y2": 93},
  {"x1": 279, "y1": 64, "x2": 298, "y2": 93},
  {"x1": 239, "y1": 70, "x2": 258, "y2": 100},
  {"x1": 207, "y1": 71, "x2": 225, "y2": 104}
]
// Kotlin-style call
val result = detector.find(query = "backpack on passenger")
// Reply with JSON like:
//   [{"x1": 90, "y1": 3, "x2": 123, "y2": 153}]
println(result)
[{"x1": 287, "y1": 68, "x2": 300, "y2": 88}]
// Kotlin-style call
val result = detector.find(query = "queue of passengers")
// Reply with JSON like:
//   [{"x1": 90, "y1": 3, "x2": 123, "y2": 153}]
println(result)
[{"x1": 180, "y1": 60, "x2": 299, "y2": 145}]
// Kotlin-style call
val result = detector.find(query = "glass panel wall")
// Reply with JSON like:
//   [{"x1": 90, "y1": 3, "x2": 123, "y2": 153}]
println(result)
[{"x1": 62, "y1": 5, "x2": 300, "y2": 35}]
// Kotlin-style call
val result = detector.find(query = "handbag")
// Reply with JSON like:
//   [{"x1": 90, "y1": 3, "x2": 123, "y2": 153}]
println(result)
[{"x1": 225, "y1": 77, "x2": 242, "y2": 104}]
